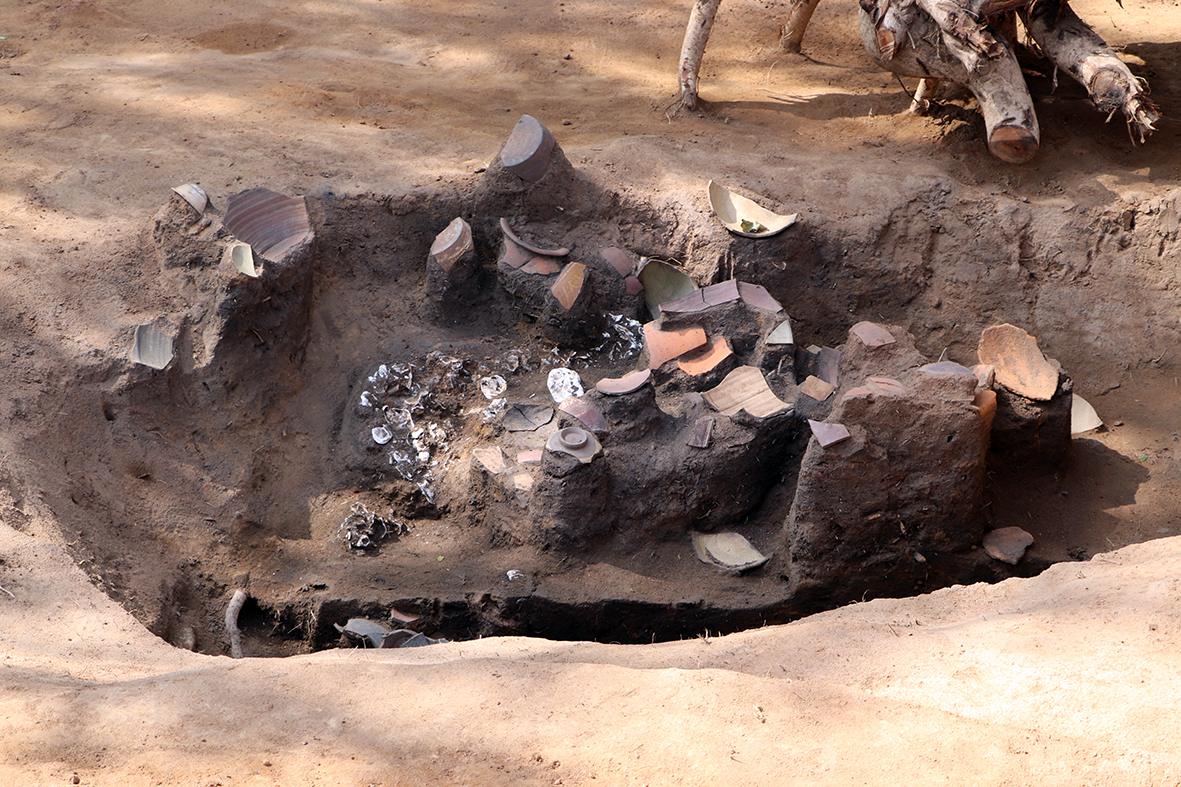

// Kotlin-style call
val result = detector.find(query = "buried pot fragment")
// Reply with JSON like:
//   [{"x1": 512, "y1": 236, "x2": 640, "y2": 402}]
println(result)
[
  {"x1": 223, "y1": 187, "x2": 312, "y2": 263},
  {"x1": 982, "y1": 526, "x2": 1034, "y2": 565},
  {"x1": 707, "y1": 181, "x2": 799, "y2": 238},
  {"x1": 130, "y1": 324, "x2": 174, "y2": 370},
  {"x1": 334, "y1": 618, "x2": 448, "y2": 648},
  {"x1": 692, "y1": 531, "x2": 771, "y2": 572},
  {"x1": 978, "y1": 323, "x2": 1060, "y2": 401},
  {"x1": 703, "y1": 366, "x2": 790, "y2": 418}
]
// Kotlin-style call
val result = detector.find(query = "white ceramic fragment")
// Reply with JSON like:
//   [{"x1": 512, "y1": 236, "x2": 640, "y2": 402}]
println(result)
[
  {"x1": 547, "y1": 367, "x2": 584, "y2": 403},
  {"x1": 372, "y1": 426, "x2": 393, "y2": 445},
  {"x1": 229, "y1": 243, "x2": 260, "y2": 278},
  {"x1": 130, "y1": 324, "x2": 174, "y2": 370},
  {"x1": 1071, "y1": 394, "x2": 1103, "y2": 435},
  {"x1": 691, "y1": 531, "x2": 770, "y2": 571},
  {"x1": 172, "y1": 183, "x2": 208, "y2": 214},
  {"x1": 707, "y1": 181, "x2": 799, "y2": 239},
  {"x1": 767, "y1": 320, "x2": 794, "y2": 345}
]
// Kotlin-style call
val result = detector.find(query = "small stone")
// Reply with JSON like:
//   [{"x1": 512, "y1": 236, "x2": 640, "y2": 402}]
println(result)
[
  {"x1": 799, "y1": 375, "x2": 835, "y2": 402},
  {"x1": 982, "y1": 526, "x2": 1034, "y2": 565}
]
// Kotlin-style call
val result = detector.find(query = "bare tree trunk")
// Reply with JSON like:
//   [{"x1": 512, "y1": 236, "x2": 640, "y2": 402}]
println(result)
[
  {"x1": 859, "y1": 3, "x2": 1040, "y2": 162},
  {"x1": 778, "y1": 0, "x2": 823, "y2": 53},
  {"x1": 679, "y1": 0, "x2": 723, "y2": 109},
  {"x1": 1021, "y1": 0, "x2": 1159, "y2": 141}
]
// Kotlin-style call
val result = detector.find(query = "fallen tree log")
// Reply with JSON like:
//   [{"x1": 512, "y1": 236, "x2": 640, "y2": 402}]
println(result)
[{"x1": 676, "y1": 0, "x2": 1158, "y2": 161}]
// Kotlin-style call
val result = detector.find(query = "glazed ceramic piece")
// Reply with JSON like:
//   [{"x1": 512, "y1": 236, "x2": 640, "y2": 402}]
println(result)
[
  {"x1": 130, "y1": 324, "x2": 174, "y2": 370},
  {"x1": 550, "y1": 263, "x2": 587, "y2": 310},
  {"x1": 703, "y1": 366, "x2": 789, "y2": 418},
  {"x1": 807, "y1": 419, "x2": 851, "y2": 448},
  {"x1": 978, "y1": 323, "x2": 1059, "y2": 400},
  {"x1": 736, "y1": 281, "x2": 783, "y2": 312},
  {"x1": 499, "y1": 217, "x2": 570, "y2": 256},
  {"x1": 171, "y1": 183, "x2": 208, "y2": 214},
  {"x1": 500, "y1": 114, "x2": 557, "y2": 183},
  {"x1": 767, "y1": 320, "x2": 794, "y2": 345},
  {"x1": 501, "y1": 404, "x2": 554, "y2": 432},
  {"x1": 637, "y1": 259, "x2": 696, "y2": 317},
  {"x1": 643, "y1": 323, "x2": 708, "y2": 369},
  {"x1": 559, "y1": 397, "x2": 609, "y2": 433},
  {"x1": 545, "y1": 426, "x2": 602, "y2": 463},
  {"x1": 429, "y1": 217, "x2": 473, "y2": 271},
  {"x1": 691, "y1": 531, "x2": 770, "y2": 571},
  {"x1": 223, "y1": 187, "x2": 311, "y2": 263},
  {"x1": 707, "y1": 180, "x2": 799, "y2": 238},
  {"x1": 678, "y1": 336, "x2": 732, "y2": 376},
  {"x1": 660, "y1": 279, "x2": 740, "y2": 314},
  {"x1": 1071, "y1": 394, "x2": 1103, "y2": 435},
  {"x1": 850, "y1": 321, "x2": 896, "y2": 348},
  {"x1": 799, "y1": 375, "x2": 835, "y2": 402},
  {"x1": 982, "y1": 526, "x2": 1034, "y2": 565},
  {"x1": 596, "y1": 369, "x2": 652, "y2": 395},
  {"x1": 229, "y1": 243, "x2": 260, "y2": 278},
  {"x1": 600, "y1": 247, "x2": 632, "y2": 277},
  {"x1": 521, "y1": 256, "x2": 561, "y2": 275}
]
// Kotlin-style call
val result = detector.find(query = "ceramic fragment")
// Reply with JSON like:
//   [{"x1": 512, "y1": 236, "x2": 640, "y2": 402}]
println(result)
[
  {"x1": 707, "y1": 180, "x2": 799, "y2": 238},
  {"x1": 850, "y1": 321, "x2": 896, "y2": 348},
  {"x1": 687, "y1": 417, "x2": 714, "y2": 449},
  {"x1": 500, "y1": 114, "x2": 557, "y2": 182},
  {"x1": 637, "y1": 259, "x2": 696, "y2": 317},
  {"x1": 807, "y1": 419, "x2": 851, "y2": 448},
  {"x1": 521, "y1": 256, "x2": 561, "y2": 275},
  {"x1": 501, "y1": 236, "x2": 532, "y2": 269},
  {"x1": 972, "y1": 364, "x2": 996, "y2": 390},
  {"x1": 499, "y1": 217, "x2": 570, "y2": 256},
  {"x1": 978, "y1": 323, "x2": 1059, "y2": 401},
  {"x1": 502, "y1": 404, "x2": 554, "y2": 432},
  {"x1": 625, "y1": 277, "x2": 644, "y2": 296},
  {"x1": 1071, "y1": 394, "x2": 1103, "y2": 435},
  {"x1": 691, "y1": 531, "x2": 770, "y2": 571},
  {"x1": 130, "y1": 324, "x2": 174, "y2": 370},
  {"x1": 171, "y1": 183, "x2": 208, "y2": 214},
  {"x1": 600, "y1": 247, "x2": 632, "y2": 277},
  {"x1": 919, "y1": 361, "x2": 975, "y2": 378},
  {"x1": 596, "y1": 369, "x2": 651, "y2": 395},
  {"x1": 736, "y1": 282, "x2": 783, "y2": 313},
  {"x1": 868, "y1": 376, "x2": 905, "y2": 394},
  {"x1": 228, "y1": 243, "x2": 260, "y2": 278},
  {"x1": 550, "y1": 262, "x2": 586, "y2": 310},
  {"x1": 517, "y1": 450, "x2": 543, "y2": 465},
  {"x1": 816, "y1": 347, "x2": 841, "y2": 386},
  {"x1": 678, "y1": 336, "x2": 732, "y2": 376},
  {"x1": 703, "y1": 366, "x2": 789, "y2": 418},
  {"x1": 799, "y1": 375, "x2": 835, "y2": 402},
  {"x1": 372, "y1": 425, "x2": 393, "y2": 445},
  {"x1": 545, "y1": 426, "x2": 602, "y2": 463},
  {"x1": 559, "y1": 396, "x2": 609, "y2": 433},
  {"x1": 472, "y1": 447, "x2": 507, "y2": 475},
  {"x1": 660, "y1": 279, "x2": 740, "y2": 314},
  {"x1": 767, "y1": 320, "x2": 794, "y2": 345},
  {"x1": 643, "y1": 323, "x2": 708, "y2": 369},
  {"x1": 429, "y1": 217, "x2": 473, "y2": 271},
  {"x1": 547, "y1": 367, "x2": 585, "y2": 403},
  {"x1": 982, "y1": 526, "x2": 1034, "y2": 565},
  {"x1": 841, "y1": 386, "x2": 875, "y2": 401},
  {"x1": 223, "y1": 187, "x2": 311, "y2": 263}
]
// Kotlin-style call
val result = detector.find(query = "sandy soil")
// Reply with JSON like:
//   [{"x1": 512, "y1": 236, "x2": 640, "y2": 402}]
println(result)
[{"x1": 1, "y1": 0, "x2": 1181, "y2": 782}]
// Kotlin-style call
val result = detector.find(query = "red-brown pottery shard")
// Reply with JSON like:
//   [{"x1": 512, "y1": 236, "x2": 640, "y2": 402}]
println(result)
[{"x1": 978, "y1": 323, "x2": 1059, "y2": 401}]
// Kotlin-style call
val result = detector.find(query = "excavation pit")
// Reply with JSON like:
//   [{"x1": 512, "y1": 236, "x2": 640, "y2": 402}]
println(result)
[{"x1": 20, "y1": 151, "x2": 1178, "y2": 657}]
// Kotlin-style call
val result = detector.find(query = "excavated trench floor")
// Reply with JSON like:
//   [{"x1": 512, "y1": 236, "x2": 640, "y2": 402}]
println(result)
[{"x1": 23, "y1": 163, "x2": 1181, "y2": 657}]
